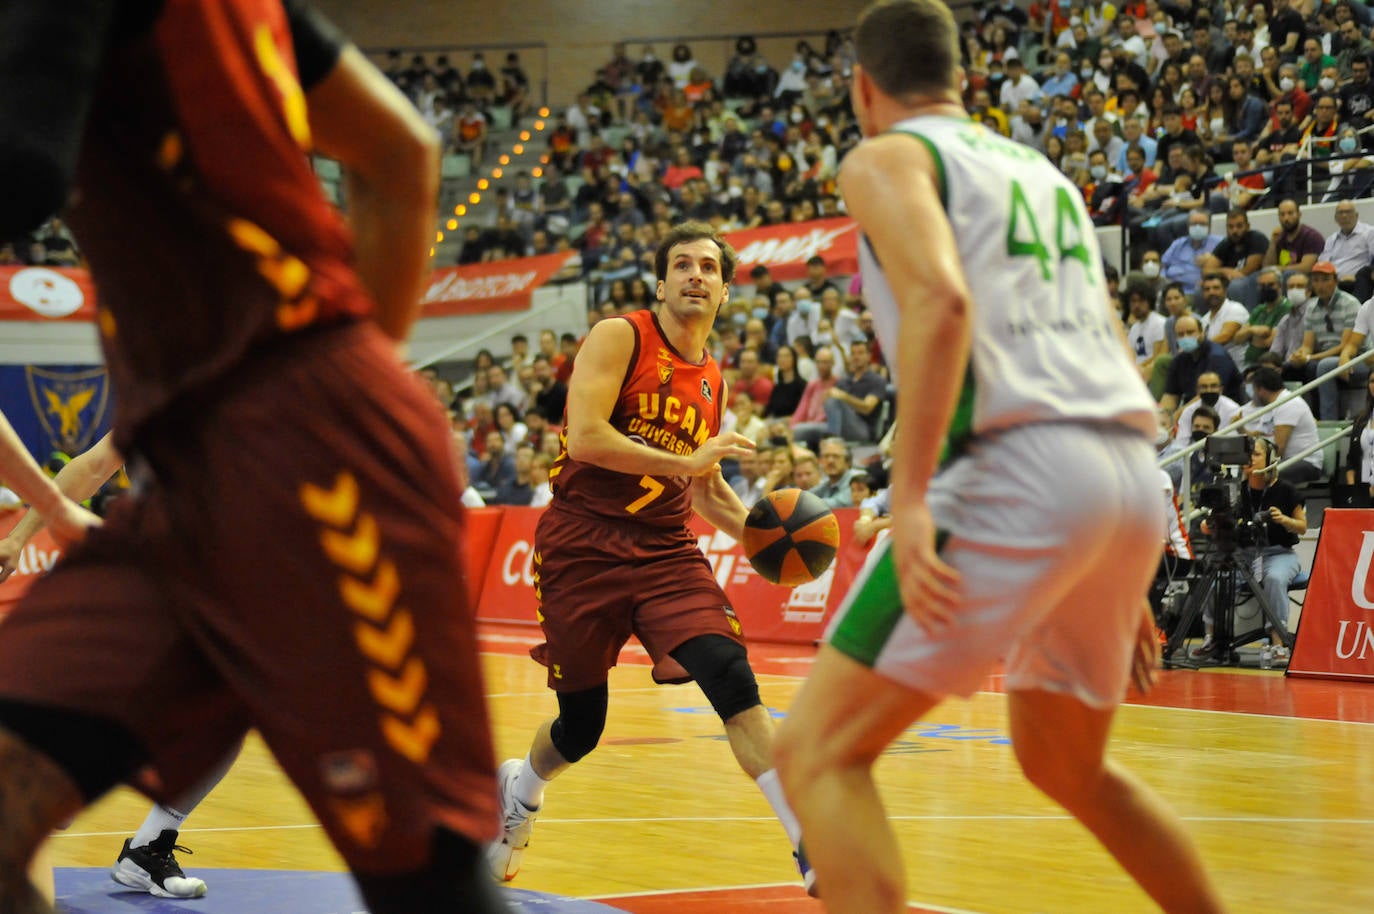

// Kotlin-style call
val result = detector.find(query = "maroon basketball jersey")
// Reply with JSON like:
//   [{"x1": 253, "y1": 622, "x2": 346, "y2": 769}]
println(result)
[
  {"x1": 65, "y1": 0, "x2": 372, "y2": 446},
  {"x1": 549, "y1": 309, "x2": 725, "y2": 529}
]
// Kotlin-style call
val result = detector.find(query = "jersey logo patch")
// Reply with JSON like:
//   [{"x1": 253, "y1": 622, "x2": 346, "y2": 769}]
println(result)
[
  {"x1": 701, "y1": 379, "x2": 713, "y2": 402},
  {"x1": 723, "y1": 605, "x2": 742, "y2": 636},
  {"x1": 658, "y1": 360, "x2": 674, "y2": 385}
]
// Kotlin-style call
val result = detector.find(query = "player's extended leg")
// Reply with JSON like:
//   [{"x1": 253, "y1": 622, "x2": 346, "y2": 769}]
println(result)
[
  {"x1": 487, "y1": 684, "x2": 608, "y2": 881},
  {"x1": 111, "y1": 738, "x2": 241, "y2": 898},
  {"x1": 0, "y1": 705, "x2": 143, "y2": 914},
  {"x1": 774, "y1": 645, "x2": 939, "y2": 914},
  {"x1": 671, "y1": 634, "x2": 816, "y2": 895},
  {"x1": 1007, "y1": 689, "x2": 1224, "y2": 913}
]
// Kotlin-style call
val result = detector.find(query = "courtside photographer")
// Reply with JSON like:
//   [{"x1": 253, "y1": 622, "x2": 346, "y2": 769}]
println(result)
[{"x1": 1188, "y1": 435, "x2": 1306, "y2": 662}]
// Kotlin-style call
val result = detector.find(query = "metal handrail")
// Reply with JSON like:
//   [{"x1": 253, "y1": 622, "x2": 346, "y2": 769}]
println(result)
[{"x1": 1160, "y1": 346, "x2": 1374, "y2": 513}]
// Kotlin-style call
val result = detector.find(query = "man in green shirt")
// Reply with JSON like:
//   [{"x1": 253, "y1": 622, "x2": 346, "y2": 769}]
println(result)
[
  {"x1": 1235, "y1": 267, "x2": 1292, "y2": 369},
  {"x1": 1299, "y1": 37, "x2": 1337, "y2": 91}
]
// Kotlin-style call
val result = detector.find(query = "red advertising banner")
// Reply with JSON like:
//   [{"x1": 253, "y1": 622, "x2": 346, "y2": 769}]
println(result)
[
  {"x1": 476, "y1": 506, "x2": 870, "y2": 646},
  {"x1": 1288, "y1": 508, "x2": 1374, "y2": 682},
  {"x1": 0, "y1": 218, "x2": 862, "y2": 323},
  {"x1": 0, "y1": 266, "x2": 98, "y2": 321},
  {"x1": 420, "y1": 251, "x2": 574, "y2": 317},
  {"x1": 1, "y1": 507, "x2": 502, "y2": 616},
  {"x1": 0, "y1": 514, "x2": 61, "y2": 612},
  {"x1": 726, "y1": 217, "x2": 859, "y2": 282}
]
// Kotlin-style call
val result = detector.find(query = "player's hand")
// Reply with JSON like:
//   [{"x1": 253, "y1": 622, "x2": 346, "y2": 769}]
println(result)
[
  {"x1": 688, "y1": 432, "x2": 755, "y2": 476},
  {"x1": 893, "y1": 502, "x2": 960, "y2": 632},
  {"x1": 0, "y1": 536, "x2": 20, "y2": 584},
  {"x1": 42, "y1": 499, "x2": 101, "y2": 549},
  {"x1": 1268, "y1": 506, "x2": 1286, "y2": 524},
  {"x1": 1129, "y1": 599, "x2": 1160, "y2": 696}
]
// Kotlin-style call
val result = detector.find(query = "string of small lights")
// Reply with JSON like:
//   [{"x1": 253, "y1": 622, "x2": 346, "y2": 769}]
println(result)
[{"x1": 430, "y1": 106, "x2": 553, "y2": 258}]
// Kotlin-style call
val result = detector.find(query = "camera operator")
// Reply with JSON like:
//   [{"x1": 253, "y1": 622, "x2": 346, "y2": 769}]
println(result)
[{"x1": 1192, "y1": 437, "x2": 1306, "y2": 659}]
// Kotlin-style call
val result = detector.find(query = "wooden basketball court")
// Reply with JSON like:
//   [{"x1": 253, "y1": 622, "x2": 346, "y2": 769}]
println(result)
[{"x1": 49, "y1": 622, "x2": 1374, "y2": 913}]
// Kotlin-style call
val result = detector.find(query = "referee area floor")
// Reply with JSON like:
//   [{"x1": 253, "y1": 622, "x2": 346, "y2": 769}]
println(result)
[{"x1": 50, "y1": 622, "x2": 1374, "y2": 914}]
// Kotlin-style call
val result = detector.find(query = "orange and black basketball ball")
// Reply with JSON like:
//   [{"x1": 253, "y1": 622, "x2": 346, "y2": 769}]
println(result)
[{"x1": 742, "y1": 488, "x2": 840, "y2": 586}]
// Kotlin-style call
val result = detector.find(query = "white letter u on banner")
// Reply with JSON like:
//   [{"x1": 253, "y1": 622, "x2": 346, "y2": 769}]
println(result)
[{"x1": 1352, "y1": 532, "x2": 1374, "y2": 610}]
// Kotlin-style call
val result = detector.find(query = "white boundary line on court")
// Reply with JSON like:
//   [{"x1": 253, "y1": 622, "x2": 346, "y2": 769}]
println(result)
[
  {"x1": 587, "y1": 880, "x2": 991, "y2": 914},
  {"x1": 59, "y1": 811, "x2": 1374, "y2": 840}
]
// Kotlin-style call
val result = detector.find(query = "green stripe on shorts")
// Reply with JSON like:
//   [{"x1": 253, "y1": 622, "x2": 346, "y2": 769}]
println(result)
[{"x1": 829, "y1": 538, "x2": 905, "y2": 667}]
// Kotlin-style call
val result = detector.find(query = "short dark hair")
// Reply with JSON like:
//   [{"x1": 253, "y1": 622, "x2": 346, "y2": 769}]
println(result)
[
  {"x1": 1193, "y1": 405, "x2": 1221, "y2": 428},
  {"x1": 855, "y1": 0, "x2": 958, "y2": 98},
  {"x1": 1202, "y1": 272, "x2": 1226, "y2": 287},
  {"x1": 749, "y1": 264, "x2": 770, "y2": 279},
  {"x1": 654, "y1": 221, "x2": 738, "y2": 284},
  {"x1": 1252, "y1": 366, "x2": 1284, "y2": 393},
  {"x1": 807, "y1": 255, "x2": 826, "y2": 267}
]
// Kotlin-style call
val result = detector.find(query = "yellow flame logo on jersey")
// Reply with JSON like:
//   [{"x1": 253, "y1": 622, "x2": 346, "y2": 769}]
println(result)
[
  {"x1": 657, "y1": 360, "x2": 674, "y2": 385},
  {"x1": 25, "y1": 367, "x2": 110, "y2": 455},
  {"x1": 723, "y1": 605, "x2": 742, "y2": 637}
]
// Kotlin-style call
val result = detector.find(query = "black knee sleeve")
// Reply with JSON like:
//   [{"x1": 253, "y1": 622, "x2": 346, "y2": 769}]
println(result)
[
  {"x1": 0, "y1": 698, "x2": 144, "y2": 802},
  {"x1": 549, "y1": 683, "x2": 608, "y2": 764},
  {"x1": 354, "y1": 827, "x2": 511, "y2": 914},
  {"x1": 672, "y1": 635, "x2": 761, "y2": 721}
]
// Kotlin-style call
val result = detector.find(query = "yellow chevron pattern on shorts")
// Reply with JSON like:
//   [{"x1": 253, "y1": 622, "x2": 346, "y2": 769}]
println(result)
[{"x1": 300, "y1": 471, "x2": 440, "y2": 766}]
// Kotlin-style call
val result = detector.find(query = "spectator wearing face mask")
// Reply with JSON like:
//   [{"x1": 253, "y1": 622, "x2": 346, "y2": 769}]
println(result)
[
  {"x1": 1173, "y1": 372, "x2": 1241, "y2": 448},
  {"x1": 1234, "y1": 268, "x2": 1293, "y2": 369},
  {"x1": 1160, "y1": 315, "x2": 1245, "y2": 419},
  {"x1": 1160, "y1": 211, "x2": 1221, "y2": 296}
]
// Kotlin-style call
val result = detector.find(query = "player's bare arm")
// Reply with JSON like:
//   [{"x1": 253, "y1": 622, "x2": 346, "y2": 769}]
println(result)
[
  {"x1": 0, "y1": 412, "x2": 101, "y2": 552},
  {"x1": 0, "y1": 432, "x2": 120, "y2": 582},
  {"x1": 566, "y1": 319, "x2": 752, "y2": 477},
  {"x1": 308, "y1": 45, "x2": 440, "y2": 343},
  {"x1": 690, "y1": 470, "x2": 749, "y2": 540},
  {"x1": 839, "y1": 133, "x2": 968, "y2": 628}
]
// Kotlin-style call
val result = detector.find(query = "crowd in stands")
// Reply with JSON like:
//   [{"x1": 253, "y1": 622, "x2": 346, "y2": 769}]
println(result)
[
  {"x1": 418, "y1": 274, "x2": 898, "y2": 539},
  {"x1": 388, "y1": 34, "x2": 862, "y2": 272},
  {"x1": 396, "y1": 5, "x2": 1374, "y2": 542},
  {"x1": 0, "y1": 217, "x2": 83, "y2": 268},
  {"x1": 382, "y1": 49, "x2": 532, "y2": 164}
]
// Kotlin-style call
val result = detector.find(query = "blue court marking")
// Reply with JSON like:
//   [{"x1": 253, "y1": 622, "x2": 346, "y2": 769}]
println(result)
[{"x1": 56, "y1": 868, "x2": 625, "y2": 914}]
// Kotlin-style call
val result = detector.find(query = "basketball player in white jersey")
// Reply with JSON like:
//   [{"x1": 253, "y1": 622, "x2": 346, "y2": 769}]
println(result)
[{"x1": 773, "y1": 3, "x2": 1224, "y2": 912}]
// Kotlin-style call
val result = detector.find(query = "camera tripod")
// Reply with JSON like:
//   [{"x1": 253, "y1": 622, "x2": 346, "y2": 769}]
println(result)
[{"x1": 1162, "y1": 542, "x2": 1294, "y2": 668}]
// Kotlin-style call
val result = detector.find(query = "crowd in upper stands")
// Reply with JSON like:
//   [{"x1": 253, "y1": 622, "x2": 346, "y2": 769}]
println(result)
[{"x1": 388, "y1": 3, "x2": 1374, "y2": 520}]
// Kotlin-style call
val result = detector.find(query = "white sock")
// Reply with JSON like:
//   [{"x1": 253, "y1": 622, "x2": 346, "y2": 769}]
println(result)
[
  {"x1": 515, "y1": 753, "x2": 552, "y2": 809},
  {"x1": 129, "y1": 741, "x2": 240, "y2": 848},
  {"x1": 756, "y1": 769, "x2": 802, "y2": 848},
  {"x1": 130, "y1": 804, "x2": 189, "y2": 849}
]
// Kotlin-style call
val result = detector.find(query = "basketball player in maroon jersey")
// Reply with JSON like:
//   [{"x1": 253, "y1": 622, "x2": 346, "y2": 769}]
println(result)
[
  {"x1": 486, "y1": 222, "x2": 817, "y2": 894},
  {"x1": 0, "y1": 2, "x2": 507, "y2": 912}
]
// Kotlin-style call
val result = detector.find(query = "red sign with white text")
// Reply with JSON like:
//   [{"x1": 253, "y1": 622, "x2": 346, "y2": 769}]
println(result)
[
  {"x1": 476, "y1": 506, "x2": 867, "y2": 645},
  {"x1": 1288, "y1": 509, "x2": 1374, "y2": 682},
  {"x1": 420, "y1": 251, "x2": 574, "y2": 317},
  {"x1": 0, "y1": 266, "x2": 98, "y2": 321},
  {"x1": 0, "y1": 218, "x2": 863, "y2": 323},
  {"x1": 726, "y1": 218, "x2": 859, "y2": 282},
  {"x1": 0, "y1": 514, "x2": 62, "y2": 612}
]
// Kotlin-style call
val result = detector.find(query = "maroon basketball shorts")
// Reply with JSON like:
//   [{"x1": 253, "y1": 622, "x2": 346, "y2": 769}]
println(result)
[
  {"x1": 530, "y1": 507, "x2": 747, "y2": 692},
  {"x1": 0, "y1": 323, "x2": 496, "y2": 873}
]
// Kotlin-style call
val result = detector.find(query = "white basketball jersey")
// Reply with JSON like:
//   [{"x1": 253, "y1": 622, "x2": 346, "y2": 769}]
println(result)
[{"x1": 858, "y1": 115, "x2": 1157, "y2": 455}]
